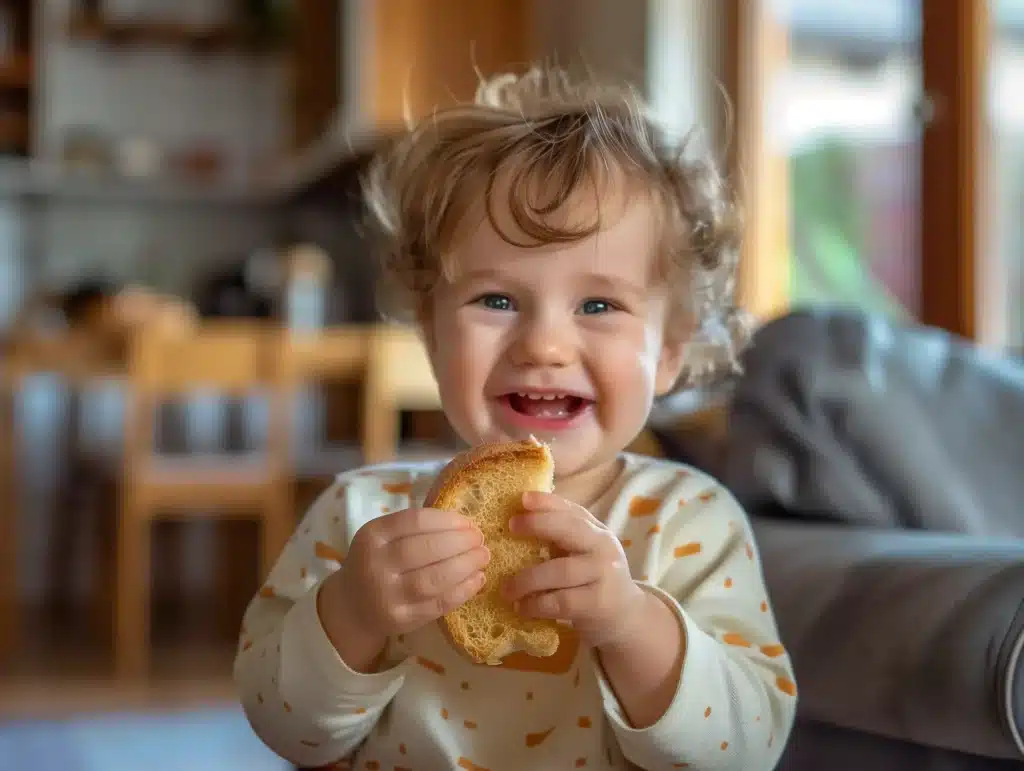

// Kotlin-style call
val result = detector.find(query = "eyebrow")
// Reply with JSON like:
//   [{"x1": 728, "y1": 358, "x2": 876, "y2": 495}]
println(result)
[
  {"x1": 457, "y1": 268, "x2": 507, "y2": 283},
  {"x1": 457, "y1": 268, "x2": 648, "y2": 297},
  {"x1": 581, "y1": 273, "x2": 648, "y2": 298}
]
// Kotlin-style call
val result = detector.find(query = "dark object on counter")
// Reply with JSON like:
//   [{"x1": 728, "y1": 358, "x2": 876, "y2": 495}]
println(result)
[
  {"x1": 194, "y1": 263, "x2": 273, "y2": 319},
  {"x1": 59, "y1": 279, "x2": 121, "y2": 324}
]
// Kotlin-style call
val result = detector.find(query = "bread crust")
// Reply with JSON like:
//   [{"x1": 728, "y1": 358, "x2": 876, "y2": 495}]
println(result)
[{"x1": 425, "y1": 437, "x2": 561, "y2": 665}]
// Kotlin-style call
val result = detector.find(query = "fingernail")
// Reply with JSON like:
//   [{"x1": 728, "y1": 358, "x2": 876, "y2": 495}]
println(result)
[
  {"x1": 479, "y1": 546, "x2": 491, "y2": 563},
  {"x1": 508, "y1": 516, "x2": 522, "y2": 533}
]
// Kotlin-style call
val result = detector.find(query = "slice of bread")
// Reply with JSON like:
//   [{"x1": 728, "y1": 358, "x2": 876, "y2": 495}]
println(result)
[{"x1": 425, "y1": 437, "x2": 561, "y2": 665}]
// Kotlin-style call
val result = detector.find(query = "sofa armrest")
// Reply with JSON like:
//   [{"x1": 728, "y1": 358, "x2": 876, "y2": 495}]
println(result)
[{"x1": 751, "y1": 516, "x2": 1024, "y2": 760}]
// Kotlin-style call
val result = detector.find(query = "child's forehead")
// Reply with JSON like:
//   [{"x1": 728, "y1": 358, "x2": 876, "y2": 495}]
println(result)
[{"x1": 447, "y1": 184, "x2": 664, "y2": 280}]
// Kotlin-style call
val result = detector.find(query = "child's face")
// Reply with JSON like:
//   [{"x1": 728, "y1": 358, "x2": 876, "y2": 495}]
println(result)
[{"x1": 422, "y1": 190, "x2": 687, "y2": 483}]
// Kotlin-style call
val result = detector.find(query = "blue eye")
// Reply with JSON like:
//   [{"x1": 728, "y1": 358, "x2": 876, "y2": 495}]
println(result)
[
  {"x1": 580, "y1": 298, "x2": 613, "y2": 315},
  {"x1": 474, "y1": 293, "x2": 514, "y2": 311}
]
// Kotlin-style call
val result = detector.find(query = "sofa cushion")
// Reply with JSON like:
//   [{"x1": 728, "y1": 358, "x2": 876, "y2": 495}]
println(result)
[
  {"x1": 777, "y1": 717, "x2": 1024, "y2": 771},
  {"x1": 721, "y1": 308, "x2": 1024, "y2": 536}
]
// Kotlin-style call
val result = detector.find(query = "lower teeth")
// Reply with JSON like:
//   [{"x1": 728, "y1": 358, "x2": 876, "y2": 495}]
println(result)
[{"x1": 512, "y1": 396, "x2": 579, "y2": 418}]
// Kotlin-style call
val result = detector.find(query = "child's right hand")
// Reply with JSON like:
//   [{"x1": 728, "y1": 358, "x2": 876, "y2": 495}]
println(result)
[{"x1": 319, "y1": 507, "x2": 489, "y2": 669}]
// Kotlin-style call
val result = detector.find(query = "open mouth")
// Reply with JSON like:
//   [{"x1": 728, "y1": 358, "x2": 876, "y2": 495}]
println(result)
[{"x1": 503, "y1": 392, "x2": 591, "y2": 421}]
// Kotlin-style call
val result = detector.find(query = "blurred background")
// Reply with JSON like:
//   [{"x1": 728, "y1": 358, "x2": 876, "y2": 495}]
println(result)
[{"x1": 0, "y1": 0, "x2": 1021, "y2": 769}]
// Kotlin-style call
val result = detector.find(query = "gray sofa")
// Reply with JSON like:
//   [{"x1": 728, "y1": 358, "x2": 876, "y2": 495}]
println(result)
[{"x1": 653, "y1": 308, "x2": 1024, "y2": 770}]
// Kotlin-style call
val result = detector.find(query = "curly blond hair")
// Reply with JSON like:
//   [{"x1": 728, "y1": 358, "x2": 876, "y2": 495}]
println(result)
[{"x1": 362, "y1": 66, "x2": 749, "y2": 386}]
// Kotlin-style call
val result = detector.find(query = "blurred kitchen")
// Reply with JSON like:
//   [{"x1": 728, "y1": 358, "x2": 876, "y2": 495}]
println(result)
[
  {"x1": 0, "y1": 2, "x2": 652, "y2": 768},
  {"x1": 1, "y1": 0, "x2": 1023, "y2": 769}
]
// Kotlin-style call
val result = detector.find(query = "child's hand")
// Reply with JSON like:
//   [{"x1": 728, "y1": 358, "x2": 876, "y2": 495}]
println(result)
[
  {"x1": 501, "y1": 491, "x2": 647, "y2": 649},
  {"x1": 323, "y1": 508, "x2": 490, "y2": 650}
]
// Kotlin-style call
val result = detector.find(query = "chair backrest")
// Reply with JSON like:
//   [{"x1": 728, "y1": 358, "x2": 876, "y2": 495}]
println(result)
[
  {"x1": 129, "y1": 321, "x2": 278, "y2": 397},
  {"x1": 277, "y1": 325, "x2": 370, "y2": 387},
  {"x1": 123, "y1": 321, "x2": 289, "y2": 469},
  {"x1": 5, "y1": 328, "x2": 126, "y2": 382},
  {"x1": 360, "y1": 325, "x2": 442, "y2": 463},
  {"x1": 365, "y1": 325, "x2": 440, "y2": 408}
]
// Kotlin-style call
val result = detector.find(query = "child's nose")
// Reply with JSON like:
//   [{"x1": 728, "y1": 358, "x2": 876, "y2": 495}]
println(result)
[{"x1": 511, "y1": 315, "x2": 577, "y2": 368}]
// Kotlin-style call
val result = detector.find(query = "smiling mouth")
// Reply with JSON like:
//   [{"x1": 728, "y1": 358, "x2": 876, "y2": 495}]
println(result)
[{"x1": 503, "y1": 392, "x2": 591, "y2": 420}]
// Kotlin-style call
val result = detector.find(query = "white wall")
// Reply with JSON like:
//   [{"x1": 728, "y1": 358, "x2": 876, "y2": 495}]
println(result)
[{"x1": 0, "y1": 202, "x2": 27, "y2": 328}]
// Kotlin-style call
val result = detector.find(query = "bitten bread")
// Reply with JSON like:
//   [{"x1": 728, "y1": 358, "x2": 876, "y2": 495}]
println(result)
[{"x1": 425, "y1": 437, "x2": 561, "y2": 665}]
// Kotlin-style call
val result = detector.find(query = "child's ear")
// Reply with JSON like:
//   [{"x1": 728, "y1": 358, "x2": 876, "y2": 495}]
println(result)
[{"x1": 654, "y1": 329, "x2": 689, "y2": 397}]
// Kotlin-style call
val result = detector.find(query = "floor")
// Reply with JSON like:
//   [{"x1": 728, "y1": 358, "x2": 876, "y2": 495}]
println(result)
[
  {"x1": 0, "y1": 608, "x2": 290, "y2": 771},
  {"x1": 0, "y1": 707, "x2": 289, "y2": 771}
]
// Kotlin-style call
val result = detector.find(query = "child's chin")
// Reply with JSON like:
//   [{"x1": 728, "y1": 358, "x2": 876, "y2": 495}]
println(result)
[{"x1": 546, "y1": 442, "x2": 603, "y2": 473}]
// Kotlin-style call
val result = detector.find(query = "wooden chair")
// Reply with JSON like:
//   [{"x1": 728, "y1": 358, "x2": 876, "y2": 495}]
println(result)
[
  {"x1": 256, "y1": 327, "x2": 364, "y2": 523},
  {"x1": 360, "y1": 325, "x2": 449, "y2": 465},
  {"x1": 281, "y1": 324, "x2": 453, "y2": 470},
  {"x1": 115, "y1": 322, "x2": 293, "y2": 678},
  {"x1": 277, "y1": 327, "x2": 368, "y2": 483}
]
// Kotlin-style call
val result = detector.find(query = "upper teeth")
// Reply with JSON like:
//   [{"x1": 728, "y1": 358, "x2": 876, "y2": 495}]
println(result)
[{"x1": 518, "y1": 392, "x2": 567, "y2": 400}]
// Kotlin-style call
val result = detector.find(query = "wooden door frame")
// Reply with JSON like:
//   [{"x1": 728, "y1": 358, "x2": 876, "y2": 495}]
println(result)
[{"x1": 920, "y1": 0, "x2": 988, "y2": 340}]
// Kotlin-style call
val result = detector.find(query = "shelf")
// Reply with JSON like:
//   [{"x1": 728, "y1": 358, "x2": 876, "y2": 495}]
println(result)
[
  {"x1": 0, "y1": 119, "x2": 389, "y2": 204},
  {"x1": 66, "y1": 13, "x2": 259, "y2": 54},
  {"x1": 0, "y1": 159, "x2": 276, "y2": 205}
]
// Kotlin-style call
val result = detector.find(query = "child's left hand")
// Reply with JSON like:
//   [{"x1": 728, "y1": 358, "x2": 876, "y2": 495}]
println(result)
[{"x1": 502, "y1": 491, "x2": 647, "y2": 649}]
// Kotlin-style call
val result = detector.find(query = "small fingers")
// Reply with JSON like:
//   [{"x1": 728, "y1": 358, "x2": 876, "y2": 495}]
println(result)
[
  {"x1": 400, "y1": 571, "x2": 487, "y2": 626},
  {"x1": 509, "y1": 510, "x2": 604, "y2": 554},
  {"x1": 501, "y1": 556, "x2": 599, "y2": 602},
  {"x1": 375, "y1": 507, "x2": 476, "y2": 543},
  {"x1": 404, "y1": 546, "x2": 491, "y2": 600},
  {"x1": 390, "y1": 527, "x2": 483, "y2": 571},
  {"x1": 517, "y1": 583, "x2": 600, "y2": 621},
  {"x1": 521, "y1": 491, "x2": 593, "y2": 515}
]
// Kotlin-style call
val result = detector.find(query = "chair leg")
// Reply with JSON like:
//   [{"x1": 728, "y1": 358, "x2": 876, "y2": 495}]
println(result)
[
  {"x1": 91, "y1": 476, "x2": 119, "y2": 647},
  {"x1": 361, "y1": 398, "x2": 399, "y2": 466},
  {"x1": 115, "y1": 502, "x2": 151, "y2": 680}
]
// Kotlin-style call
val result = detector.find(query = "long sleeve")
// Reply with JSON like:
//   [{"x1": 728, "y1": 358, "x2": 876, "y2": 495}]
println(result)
[
  {"x1": 233, "y1": 473, "x2": 417, "y2": 767},
  {"x1": 598, "y1": 467, "x2": 798, "y2": 770}
]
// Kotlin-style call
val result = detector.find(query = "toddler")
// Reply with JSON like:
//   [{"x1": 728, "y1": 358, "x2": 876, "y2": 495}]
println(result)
[{"x1": 235, "y1": 67, "x2": 797, "y2": 770}]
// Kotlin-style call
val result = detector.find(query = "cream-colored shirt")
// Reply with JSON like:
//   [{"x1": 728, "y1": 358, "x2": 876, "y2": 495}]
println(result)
[{"x1": 234, "y1": 454, "x2": 797, "y2": 770}]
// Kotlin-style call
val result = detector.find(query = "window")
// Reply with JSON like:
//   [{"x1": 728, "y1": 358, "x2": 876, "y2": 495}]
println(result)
[
  {"x1": 728, "y1": 0, "x2": 996, "y2": 343},
  {"x1": 772, "y1": 0, "x2": 922, "y2": 318}
]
